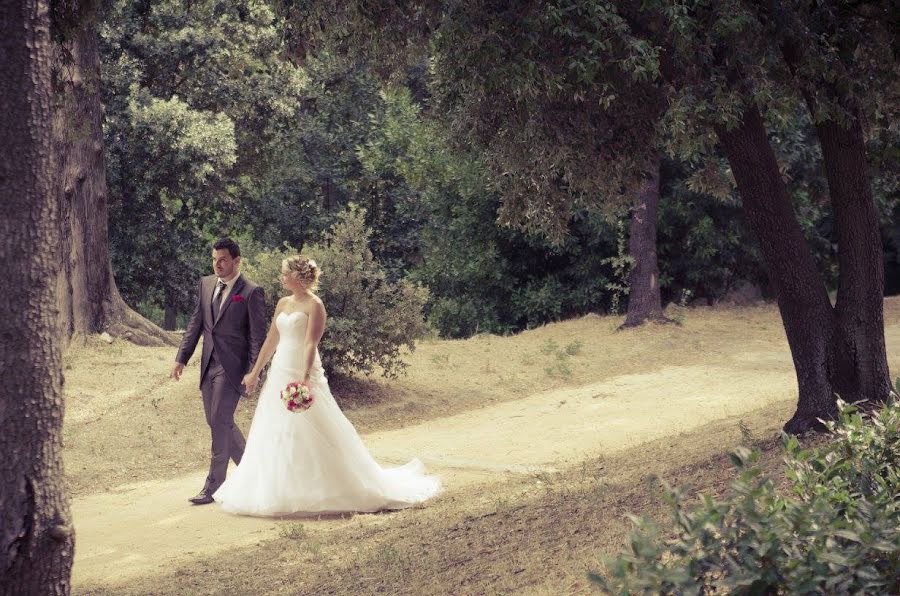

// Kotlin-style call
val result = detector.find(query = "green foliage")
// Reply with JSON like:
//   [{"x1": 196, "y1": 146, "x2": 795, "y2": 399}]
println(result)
[
  {"x1": 101, "y1": 0, "x2": 304, "y2": 320},
  {"x1": 239, "y1": 244, "x2": 291, "y2": 319},
  {"x1": 601, "y1": 220, "x2": 634, "y2": 315},
  {"x1": 100, "y1": 0, "x2": 900, "y2": 341},
  {"x1": 657, "y1": 158, "x2": 767, "y2": 304},
  {"x1": 593, "y1": 396, "x2": 900, "y2": 594},
  {"x1": 362, "y1": 87, "x2": 623, "y2": 337},
  {"x1": 224, "y1": 53, "x2": 430, "y2": 284},
  {"x1": 309, "y1": 206, "x2": 429, "y2": 377},
  {"x1": 425, "y1": 0, "x2": 669, "y2": 243},
  {"x1": 290, "y1": 1, "x2": 671, "y2": 242},
  {"x1": 290, "y1": 0, "x2": 900, "y2": 295},
  {"x1": 244, "y1": 207, "x2": 429, "y2": 378}
]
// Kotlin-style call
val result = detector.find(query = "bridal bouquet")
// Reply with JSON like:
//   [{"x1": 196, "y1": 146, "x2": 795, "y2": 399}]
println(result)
[{"x1": 281, "y1": 381, "x2": 314, "y2": 412}]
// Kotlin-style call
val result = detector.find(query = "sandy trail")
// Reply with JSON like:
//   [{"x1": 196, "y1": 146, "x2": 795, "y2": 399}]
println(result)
[{"x1": 72, "y1": 348, "x2": 801, "y2": 588}]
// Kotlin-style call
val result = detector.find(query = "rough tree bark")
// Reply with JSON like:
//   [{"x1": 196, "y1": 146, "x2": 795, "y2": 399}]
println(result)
[
  {"x1": 772, "y1": 10, "x2": 894, "y2": 411},
  {"x1": 716, "y1": 104, "x2": 840, "y2": 433},
  {"x1": 164, "y1": 303, "x2": 178, "y2": 331},
  {"x1": 622, "y1": 158, "x2": 670, "y2": 328},
  {"x1": 0, "y1": 0, "x2": 75, "y2": 591},
  {"x1": 50, "y1": 1, "x2": 176, "y2": 348},
  {"x1": 815, "y1": 117, "x2": 892, "y2": 405}
]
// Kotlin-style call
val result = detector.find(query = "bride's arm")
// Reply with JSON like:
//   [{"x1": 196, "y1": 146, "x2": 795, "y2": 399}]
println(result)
[
  {"x1": 242, "y1": 298, "x2": 285, "y2": 391},
  {"x1": 300, "y1": 298, "x2": 327, "y2": 383}
]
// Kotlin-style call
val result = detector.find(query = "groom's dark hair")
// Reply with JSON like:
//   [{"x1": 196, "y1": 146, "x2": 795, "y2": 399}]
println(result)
[{"x1": 213, "y1": 238, "x2": 241, "y2": 259}]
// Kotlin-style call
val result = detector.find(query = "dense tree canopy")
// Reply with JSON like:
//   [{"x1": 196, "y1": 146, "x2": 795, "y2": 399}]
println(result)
[
  {"x1": 287, "y1": 0, "x2": 898, "y2": 431},
  {"x1": 85, "y1": 0, "x2": 900, "y2": 430},
  {"x1": 100, "y1": 0, "x2": 305, "y2": 326}
]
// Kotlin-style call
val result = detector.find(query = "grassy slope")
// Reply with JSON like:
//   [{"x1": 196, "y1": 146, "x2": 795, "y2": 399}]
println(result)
[
  {"x1": 67, "y1": 298, "x2": 900, "y2": 594},
  {"x1": 63, "y1": 300, "x2": 829, "y2": 497},
  {"x1": 79, "y1": 405, "x2": 796, "y2": 595}
]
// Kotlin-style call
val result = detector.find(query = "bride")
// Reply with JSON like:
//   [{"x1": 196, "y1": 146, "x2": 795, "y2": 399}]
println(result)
[{"x1": 213, "y1": 255, "x2": 441, "y2": 516}]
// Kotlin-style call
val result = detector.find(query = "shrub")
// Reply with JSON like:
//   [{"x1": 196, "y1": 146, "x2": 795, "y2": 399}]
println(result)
[
  {"x1": 593, "y1": 390, "x2": 900, "y2": 595},
  {"x1": 427, "y1": 297, "x2": 485, "y2": 339},
  {"x1": 243, "y1": 206, "x2": 429, "y2": 378},
  {"x1": 240, "y1": 244, "x2": 291, "y2": 318}
]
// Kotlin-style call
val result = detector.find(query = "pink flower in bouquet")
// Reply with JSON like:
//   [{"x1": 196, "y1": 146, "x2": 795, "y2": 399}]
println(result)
[{"x1": 281, "y1": 380, "x2": 314, "y2": 413}]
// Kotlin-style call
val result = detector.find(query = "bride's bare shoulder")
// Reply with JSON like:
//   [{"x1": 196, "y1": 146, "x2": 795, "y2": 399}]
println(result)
[
  {"x1": 309, "y1": 295, "x2": 326, "y2": 315},
  {"x1": 273, "y1": 296, "x2": 291, "y2": 313}
]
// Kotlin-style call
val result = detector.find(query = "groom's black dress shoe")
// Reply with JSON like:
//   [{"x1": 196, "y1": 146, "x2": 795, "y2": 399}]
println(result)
[{"x1": 188, "y1": 490, "x2": 215, "y2": 505}]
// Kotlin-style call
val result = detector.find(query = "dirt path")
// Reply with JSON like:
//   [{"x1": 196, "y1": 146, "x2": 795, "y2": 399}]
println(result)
[{"x1": 72, "y1": 351, "x2": 800, "y2": 587}]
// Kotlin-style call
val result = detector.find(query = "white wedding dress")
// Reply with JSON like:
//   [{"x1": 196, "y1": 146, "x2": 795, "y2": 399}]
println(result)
[{"x1": 213, "y1": 310, "x2": 441, "y2": 516}]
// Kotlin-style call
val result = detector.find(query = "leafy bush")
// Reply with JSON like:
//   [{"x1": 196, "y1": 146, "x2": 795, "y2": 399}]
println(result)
[
  {"x1": 593, "y1": 391, "x2": 900, "y2": 595},
  {"x1": 243, "y1": 206, "x2": 429, "y2": 378},
  {"x1": 240, "y1": 243, "x2": 289, "y2": 318},
  {"x1": 427, "y1": 297, "x2": 489, "y2": 339}
]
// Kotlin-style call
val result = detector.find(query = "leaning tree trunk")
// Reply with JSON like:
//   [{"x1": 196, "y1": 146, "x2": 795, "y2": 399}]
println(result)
[
  {"x1": 50, "y1": 3, "x2": 176, "y2": 348},
  {"x1": 0, "y1": 0, "x2": 75, "y2": 591},
  {"x1": 813, "y1": 116, "x2": 892, "y2": 405},
  {"x1": 622, "y1": 158, "x2": 669, "y2": 328},
  {"x1": 716, "y1": 104, "x2": 838, "y2": 433},
  {"x1": 775, "y1": 30, "x2": 893, "y2": 410}
]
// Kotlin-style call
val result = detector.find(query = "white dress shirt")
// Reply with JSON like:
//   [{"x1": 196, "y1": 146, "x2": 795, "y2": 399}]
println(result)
[{"x1": 214, "y1": 273, "x2": 240, "y2": 310}]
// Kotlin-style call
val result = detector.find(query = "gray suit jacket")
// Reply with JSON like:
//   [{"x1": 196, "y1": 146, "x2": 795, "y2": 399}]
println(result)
[{"x1": 176, "y1": 274, "x2": 267, "y2": 391}]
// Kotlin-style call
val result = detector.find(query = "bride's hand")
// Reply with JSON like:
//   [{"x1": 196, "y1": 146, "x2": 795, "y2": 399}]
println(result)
[{"x1": 242, "y1": 372, "x2": 259, "y2": 393}]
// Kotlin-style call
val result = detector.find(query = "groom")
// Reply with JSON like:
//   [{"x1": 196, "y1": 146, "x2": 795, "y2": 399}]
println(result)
[{"x1": 170, "y1": 238, "x2": 267, "y2": 505}]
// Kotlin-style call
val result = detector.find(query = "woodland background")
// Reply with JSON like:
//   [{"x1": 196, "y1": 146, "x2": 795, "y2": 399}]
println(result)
[
  {"x1": 2, "y1": 0, "x2": 898, "y2": 593},
  {"x1": 96, "y1": 0, "x2": 898, "y2": 338}
]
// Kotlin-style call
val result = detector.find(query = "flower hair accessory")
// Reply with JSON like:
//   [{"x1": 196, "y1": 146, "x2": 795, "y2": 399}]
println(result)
[{"x1": 282, "y1": 255, "x2": 321, "y2": 290}]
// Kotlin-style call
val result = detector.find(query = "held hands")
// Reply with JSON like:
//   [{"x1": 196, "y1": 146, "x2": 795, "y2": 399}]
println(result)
[
  {"x1": 170, "y1": 362, "x2": 185, "y2": 381},
  {"x1": 242, "y1": 371, "x2": 260, "y2": 393}
]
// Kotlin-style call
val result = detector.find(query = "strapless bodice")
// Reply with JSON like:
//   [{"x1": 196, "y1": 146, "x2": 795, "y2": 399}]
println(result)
[
  {"x1": 272, "y1": 310, "x2": 323, "y2": 378},
  {"x1": 275, "y1": 310, "x2": 309, "y2": 345}
]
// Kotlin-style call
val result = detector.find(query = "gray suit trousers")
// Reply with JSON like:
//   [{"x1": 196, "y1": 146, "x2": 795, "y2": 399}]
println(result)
[{"x1": 201, "y1": 352, "x2": 246, "y2": 492}]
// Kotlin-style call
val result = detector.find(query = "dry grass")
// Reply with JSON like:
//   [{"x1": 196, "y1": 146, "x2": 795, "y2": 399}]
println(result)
[
  {"x1": 63, "y1": 298, "x2": 900, "y2": 497},
  {"x1": 65, "y1": 298, "x2": 900, "y2": 594},
  {"x1": 76, "y1": 403, "x2": 797, "y2": 595}
]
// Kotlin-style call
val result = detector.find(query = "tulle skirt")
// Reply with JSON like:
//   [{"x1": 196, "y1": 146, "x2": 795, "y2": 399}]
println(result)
[{"x1": 213, "y1": 348, "x2": 441, "y2": 517}]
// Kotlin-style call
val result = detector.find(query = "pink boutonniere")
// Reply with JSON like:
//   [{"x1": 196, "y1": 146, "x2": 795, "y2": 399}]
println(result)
[{"x1": 231, "y1": 295, "x2": 245, "y2": 302}]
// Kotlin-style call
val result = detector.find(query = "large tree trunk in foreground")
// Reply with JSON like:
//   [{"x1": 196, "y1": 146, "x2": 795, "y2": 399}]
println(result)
[
  {"x1": 0, "y1": 0, "x2": 75, "y2": 591},
  {"x1": 716, "y1": 104, "x2": 839, "y2": 433},
  {"x1": 814, "y1": 117, "x2": 892, "y2": 405},
  {"x1": 622, "y1": 158, "x2": 669, "y2": 328},
  {"x1": 51, "y1": 4, "x2": 176, "y2": 348},
  {"x1": 773, "y1": 23, "x2": 893, "y2": 410}
]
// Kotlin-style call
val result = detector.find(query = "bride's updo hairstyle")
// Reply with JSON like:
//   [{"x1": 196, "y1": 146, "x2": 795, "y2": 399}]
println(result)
[{"x1": 282, "y1": 255, "x2": 320, "y2": 291}]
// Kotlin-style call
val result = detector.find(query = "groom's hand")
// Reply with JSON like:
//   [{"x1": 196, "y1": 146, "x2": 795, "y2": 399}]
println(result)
[{"x1": 170, "y1": 362, "x2": 185, "y2": 381}]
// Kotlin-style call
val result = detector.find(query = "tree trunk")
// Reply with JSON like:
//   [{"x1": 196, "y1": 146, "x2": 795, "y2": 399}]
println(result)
[
  {"x1": 716, "y1": 104, "x2": 838, "y2": 433},
  {"x1": 0, "y1": 0, "x2": 75, "y2": 591},
  {"x1": 51, "y1": 3, "x2": 177, "y2": 348},
  {"x1": 622, "y1": 158, "x2": 669, "y2": 328},
  {"x1": 164, "y1": 303, "x2": 178, "y2": 331},
  {"x1": 772, "y1": 5, "x2": 893, "y2": 416},
  {"x1": 814, "y1": 117, "x2": 892, "y2": 404}
]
